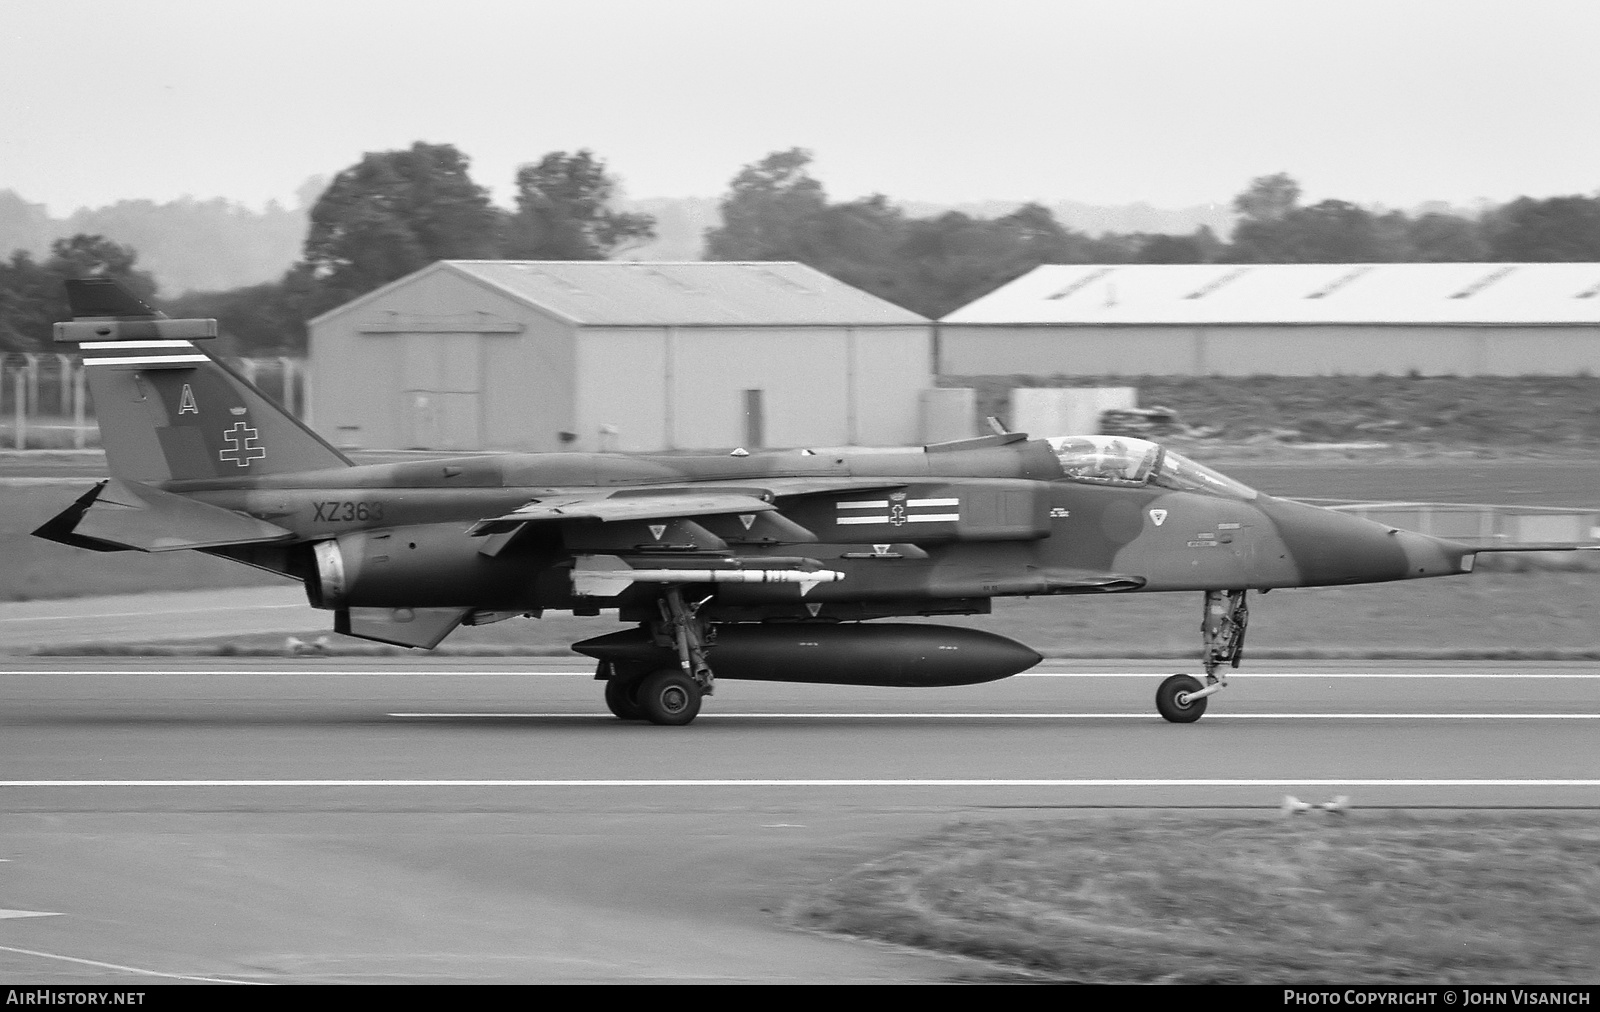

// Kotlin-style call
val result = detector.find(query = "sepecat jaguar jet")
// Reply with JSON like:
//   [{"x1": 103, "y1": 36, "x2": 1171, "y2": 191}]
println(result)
[{"x1": 34, "y1": 279, "x2": 1598, "y2": 724}]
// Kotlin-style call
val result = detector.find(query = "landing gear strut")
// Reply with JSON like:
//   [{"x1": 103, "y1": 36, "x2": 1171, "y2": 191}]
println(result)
[
  {"x1": 598, "y1": 586, "x2": 714, "y2": 725},
  {"x1": 657, "y1": 586, "x2": 715, "y2": 694},
  {"x1": 1156, "y1": 589, "x2": 1249, "y2": 723}
]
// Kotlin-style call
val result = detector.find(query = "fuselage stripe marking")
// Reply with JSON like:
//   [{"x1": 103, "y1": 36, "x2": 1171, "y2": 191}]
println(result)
[{"x1": 836, "y1": 513, "x2": 960, "y2": 525}]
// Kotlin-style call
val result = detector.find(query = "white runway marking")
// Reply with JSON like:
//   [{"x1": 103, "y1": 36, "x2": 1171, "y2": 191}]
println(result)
[
  {"x1": 0, "y1": 943, "x2": 266, "y2": 985},
  {"x1": 388, "y1": 711, "x2": 1600, "y2": 720},
  {"x1": 3, "y1": 778, "x2": 1599, "y2": 788},
  {"x1": 1016, "y1": 672, "x2": 1600, "y2": 679},
  {"x1": 0, "y1": 668, "x2": 575, "y2": 676},
  {"x1": 8, "y1": 668, "x2": 1600, "y2": 678},
  {"x1": 0, "y1": 604, "x2": 308, "y2": 624}
]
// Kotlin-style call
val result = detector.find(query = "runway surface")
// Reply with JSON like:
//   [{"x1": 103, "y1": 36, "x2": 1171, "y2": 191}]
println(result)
[
  {"x1": 0, "y1": 587, "x2": 315, "y2": 652},
  {"x1": 0, "y1": 656, "x2": 1596, "y2": 983}
]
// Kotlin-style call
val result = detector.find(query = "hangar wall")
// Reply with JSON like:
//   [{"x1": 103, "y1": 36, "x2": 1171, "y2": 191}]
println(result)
[
  {"x1": 311, "y1": 266, "x2": 578, "y2": 452},
  {"x1": 574, "y1": 325, "x2": 929, "y2": 451},
  {"x1": 310, "y1": 261, "x2": 933, "y2": 453},
  {"x1": 938, "y1": 263, "x2": 1600, "y2": 379},
  {"x1": 938, "y1": 324, "x2": 1600, "y2": 377}
]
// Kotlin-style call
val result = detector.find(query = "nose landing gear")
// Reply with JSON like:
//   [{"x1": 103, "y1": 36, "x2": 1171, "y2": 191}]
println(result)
[{"x1": 1156, "y1": 589, "x2": 1249, "y2": 723}]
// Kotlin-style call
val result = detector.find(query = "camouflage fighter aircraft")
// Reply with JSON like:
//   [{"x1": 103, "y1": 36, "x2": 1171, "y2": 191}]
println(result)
[{"x1": 34, "y1": 279, "x2": 1599, "y2": 724}]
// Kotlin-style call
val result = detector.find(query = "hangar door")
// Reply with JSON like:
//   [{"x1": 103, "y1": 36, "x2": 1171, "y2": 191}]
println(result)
[{"x1": 402, "y1": 333, "x2": 482, "y2": 450}]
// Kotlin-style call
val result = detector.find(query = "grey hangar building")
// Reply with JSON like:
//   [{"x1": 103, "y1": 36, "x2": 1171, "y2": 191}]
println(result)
[
  {"x1": 308, "y1": 260, "x2": 933, "y2": 453},
  {"x1": 938, "y1": 262, "x2": 1600, "y2": 378},
  {"x1": 306, "y1": 260, "x2": 1600, "y2": 454}
]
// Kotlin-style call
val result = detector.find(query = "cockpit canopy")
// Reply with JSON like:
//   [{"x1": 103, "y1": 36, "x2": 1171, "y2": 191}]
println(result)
[{"x1": 1045, "y1": 435, "x2": 1258, "y2": 500}]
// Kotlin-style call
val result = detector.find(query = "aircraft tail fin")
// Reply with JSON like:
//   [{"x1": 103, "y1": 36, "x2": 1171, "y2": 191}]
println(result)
[{"x1": 56, "y1": 278, "x2": 351, "y2": 482}]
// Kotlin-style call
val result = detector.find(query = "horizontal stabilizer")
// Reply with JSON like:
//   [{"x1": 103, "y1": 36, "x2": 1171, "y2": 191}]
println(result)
[
  {"x1": 335, "y1": 607, "x2": 468, "y2": 649},
  {"x1": 55, "y1": 317, "x2": 218, "y2": 344},
  {"x1": 32, "y1": 478, "x2": 293, "y2": 552}
]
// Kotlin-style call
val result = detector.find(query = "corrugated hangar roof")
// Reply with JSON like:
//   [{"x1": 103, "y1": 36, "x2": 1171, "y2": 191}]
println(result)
[
  {"x1": 943, "y1": 263, "x2": 1600, "y2": 325},
  {"x1": 352, "y1": 260, "x2": 928, "y2": 327}
]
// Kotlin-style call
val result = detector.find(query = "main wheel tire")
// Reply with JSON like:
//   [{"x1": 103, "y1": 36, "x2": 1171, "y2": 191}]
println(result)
[
  {"x1": 1156, "y1": 674, "x2": 1207, "y2": 723},
  {"x1": 603, "y1": 674, "x2": 645, "y2": 721},
  {"x1": 636, "y1": 668, "x2": 702, "y2": 726}
]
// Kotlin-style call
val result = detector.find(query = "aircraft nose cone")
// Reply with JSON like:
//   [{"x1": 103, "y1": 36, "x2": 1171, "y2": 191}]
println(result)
[{"x1": 1258, "y1": 496, "x2": 1412, "y2": 586}]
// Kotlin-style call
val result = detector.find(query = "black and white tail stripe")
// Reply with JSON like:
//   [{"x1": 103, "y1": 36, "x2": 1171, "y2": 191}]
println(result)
[{"x1": 80, "y1": 340, "x2": 209, "y2": 369}]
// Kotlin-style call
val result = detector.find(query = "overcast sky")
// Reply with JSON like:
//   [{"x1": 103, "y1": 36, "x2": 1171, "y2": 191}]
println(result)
[{"x1": 3, "y1": 0, "x2": 1598, "y2": 215}]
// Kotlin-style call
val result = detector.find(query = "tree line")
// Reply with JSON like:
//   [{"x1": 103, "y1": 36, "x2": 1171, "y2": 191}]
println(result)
[
  {"x1": 4, "y1": 144, "x2": 1600, "y2": 355},
  {"x1": 0, "y1": 189, "x2": 310, "y2": 296},
  {"x1": 709, "y1": 158, "x2": 1600, "y2": 317},
  {"x1": 0, "y1": 144, "x2": 656, "y2": 355}
]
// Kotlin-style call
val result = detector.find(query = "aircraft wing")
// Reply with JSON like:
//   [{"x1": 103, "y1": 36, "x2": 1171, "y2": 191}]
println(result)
[
  {"x1": 468, "y1": 490, "x2": 778, "y2": 535},
  {"x1": 467, "y1": 478, "x2": 910, "y2": 537},
  {"x1": 706, "y1": 477, "x2": 910, "y2": 499}
]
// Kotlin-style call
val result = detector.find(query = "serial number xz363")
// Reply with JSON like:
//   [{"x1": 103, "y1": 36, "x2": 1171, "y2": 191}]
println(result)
[{"x1": 313, "y1": 501, "x2": 384, "y2": 522}]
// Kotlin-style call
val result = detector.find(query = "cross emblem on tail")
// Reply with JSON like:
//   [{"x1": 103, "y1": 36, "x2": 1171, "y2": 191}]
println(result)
[{"x1": 219, "y1": 422, "x2": 266, "y2": 467}]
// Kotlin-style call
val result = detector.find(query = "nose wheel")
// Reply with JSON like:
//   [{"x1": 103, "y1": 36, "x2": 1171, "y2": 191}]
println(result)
[
  {"x1": 1154, "y1": 589, "x2": 1249, "y2": 723},
  {"x1": 1156, "y1": 674, "x2": 1208, "y2": 723}
]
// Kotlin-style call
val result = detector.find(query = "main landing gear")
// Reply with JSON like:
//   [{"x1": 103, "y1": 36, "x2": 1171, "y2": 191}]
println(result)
[
  {"x1": 600, "y1": 586, "x2": 713, "y2": 726},
  {"x1": 1156, "y1": 589, "x2": 1249, "y2": 724}
]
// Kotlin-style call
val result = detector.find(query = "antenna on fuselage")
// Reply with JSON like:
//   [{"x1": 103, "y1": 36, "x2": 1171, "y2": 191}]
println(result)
[{"x1": 985, "y1": 416, "x2": 1011, "y2": 435}]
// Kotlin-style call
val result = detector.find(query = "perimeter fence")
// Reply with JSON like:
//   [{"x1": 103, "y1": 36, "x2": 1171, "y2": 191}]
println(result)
[{"x1": 0, "y1": 353, "x2": 307, "y2": 449}]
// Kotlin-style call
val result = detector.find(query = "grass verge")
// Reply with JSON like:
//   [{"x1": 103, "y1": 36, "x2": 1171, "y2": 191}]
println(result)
[
  {"x1": 948, "y1": 375, "x2": 1600, "y2": 448},
  {"x1": 789, "y1": 811, "x2": 1600, "y2": 983}
]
